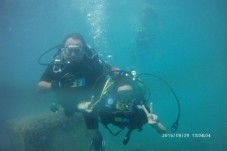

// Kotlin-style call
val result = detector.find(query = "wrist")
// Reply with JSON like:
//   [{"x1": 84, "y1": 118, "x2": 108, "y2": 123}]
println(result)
[{"x1": 51, "y1": 81, "x2": 60, "y2": 90}]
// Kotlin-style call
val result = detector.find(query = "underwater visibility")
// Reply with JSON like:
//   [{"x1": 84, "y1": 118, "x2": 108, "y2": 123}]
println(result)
[{"x1": 0, "y1": 0, "x2": 227, "y2": 151}]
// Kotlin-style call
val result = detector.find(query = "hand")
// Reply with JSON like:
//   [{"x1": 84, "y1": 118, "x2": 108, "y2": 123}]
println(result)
[
  {"x1": 77, "y1": 101, "x2": 92, "y2": 112},
  {"x1": 138, "y1": 103, "x2": 166, "y2": 134},
  {"x1": 138, "y1": 103, "x2": 158, "y2": 125},
  {"x1": 51, "y1": 73, "x2": 75, "y2": 90}
]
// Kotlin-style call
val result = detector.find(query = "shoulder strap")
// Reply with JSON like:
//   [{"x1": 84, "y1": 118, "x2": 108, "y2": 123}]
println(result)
[{"x1": 103, "y1": 124, "x2": 124, "y2": 136}]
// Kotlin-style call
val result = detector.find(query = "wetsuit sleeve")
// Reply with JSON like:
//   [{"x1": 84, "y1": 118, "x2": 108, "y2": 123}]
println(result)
[
  {"x1": 92, "y1": 55, "x2": 112, "y2": 73},
  {"x1": 131, "y1": 108, "x2": 148, "y2": 129},
  {"x1": 83, "y1": 112, "x2": 99, "y2": 129},
  {"x1": 40, "y1": 64, "x2": 55, "y2": 82}
]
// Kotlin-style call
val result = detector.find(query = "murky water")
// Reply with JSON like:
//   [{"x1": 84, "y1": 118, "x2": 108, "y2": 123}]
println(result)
[{"x1": 0, "y1": 0, "x2": 226, "y2": 150}]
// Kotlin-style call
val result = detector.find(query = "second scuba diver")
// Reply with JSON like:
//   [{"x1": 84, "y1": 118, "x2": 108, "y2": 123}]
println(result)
[{"x1": 78, "y1": 70, "x2": 167, "y2": 145}]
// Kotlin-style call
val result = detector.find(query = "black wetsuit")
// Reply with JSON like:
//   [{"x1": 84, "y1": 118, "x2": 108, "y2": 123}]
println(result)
[
  {"x1": 40, "y1": 54, "x2": 110, "y2": 129},
  {"x1": 99, "y1": 98, "x2": 148, "y2": 131}
]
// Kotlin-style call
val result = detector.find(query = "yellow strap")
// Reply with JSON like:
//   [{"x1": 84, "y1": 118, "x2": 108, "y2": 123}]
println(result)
[
  {"x1": 99, "y1": 78, "x2": 112, "y2": 100},
  {"x1": 91, "y1": 78, "x2": 112, "y2": 107}
]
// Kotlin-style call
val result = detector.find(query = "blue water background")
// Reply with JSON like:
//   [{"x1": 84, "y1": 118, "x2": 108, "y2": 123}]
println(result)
[{"x1": 0, "y1": 0, "x2": 227, "y2": 150}]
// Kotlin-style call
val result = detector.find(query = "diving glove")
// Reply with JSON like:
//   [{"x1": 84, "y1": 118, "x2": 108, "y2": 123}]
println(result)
[
  {"x1": 51, "y1": 73, "x2": 75, "y2": 90},
  {"x1": 50, "y1": 101, "x2": 60, "y2": 113},
  {"x1": 90, "y1": 138, "x2": 105, "y2": 151}
]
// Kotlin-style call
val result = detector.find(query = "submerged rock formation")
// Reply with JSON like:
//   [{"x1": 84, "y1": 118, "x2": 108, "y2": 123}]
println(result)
[{"x1": 7, "y1": 112, "x2": 90, "y2": 151}]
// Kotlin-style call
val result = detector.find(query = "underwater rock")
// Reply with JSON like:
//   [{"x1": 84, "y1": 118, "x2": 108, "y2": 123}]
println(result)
[{"x1": 6, "y1": 112, "x2": 90, "y2": 151}]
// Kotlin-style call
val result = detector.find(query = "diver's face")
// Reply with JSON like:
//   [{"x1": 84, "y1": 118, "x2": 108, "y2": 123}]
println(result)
[
  {"x1": 116, "y1": 85, "x2": 135, "y2": 110},
  {"x1": 63, "y1": 38, "x2": 85, "y2": 62},
  {"x1": 117, "y1": 85, "x2": 135, "y2": 102}
]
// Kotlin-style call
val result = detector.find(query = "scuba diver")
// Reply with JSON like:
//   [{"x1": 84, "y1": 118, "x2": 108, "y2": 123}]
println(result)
[
  {"x1": 38, "y1": 33, "x2": 118, "y2": 151},
  {"x1": 78, "y1": 70, "x2": 167, "y2": 145},
  {"x1": 38, "y1": 33, "x2": 180, "y2": 150}
]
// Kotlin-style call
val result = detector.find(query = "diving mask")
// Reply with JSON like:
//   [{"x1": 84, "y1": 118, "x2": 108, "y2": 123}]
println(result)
[
  {"x1": 63, "y1": 44, "x2": 85, "y2": 62},
  {"x1": 115, "y1": 86, "x2": 136, "y2": 110}
]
